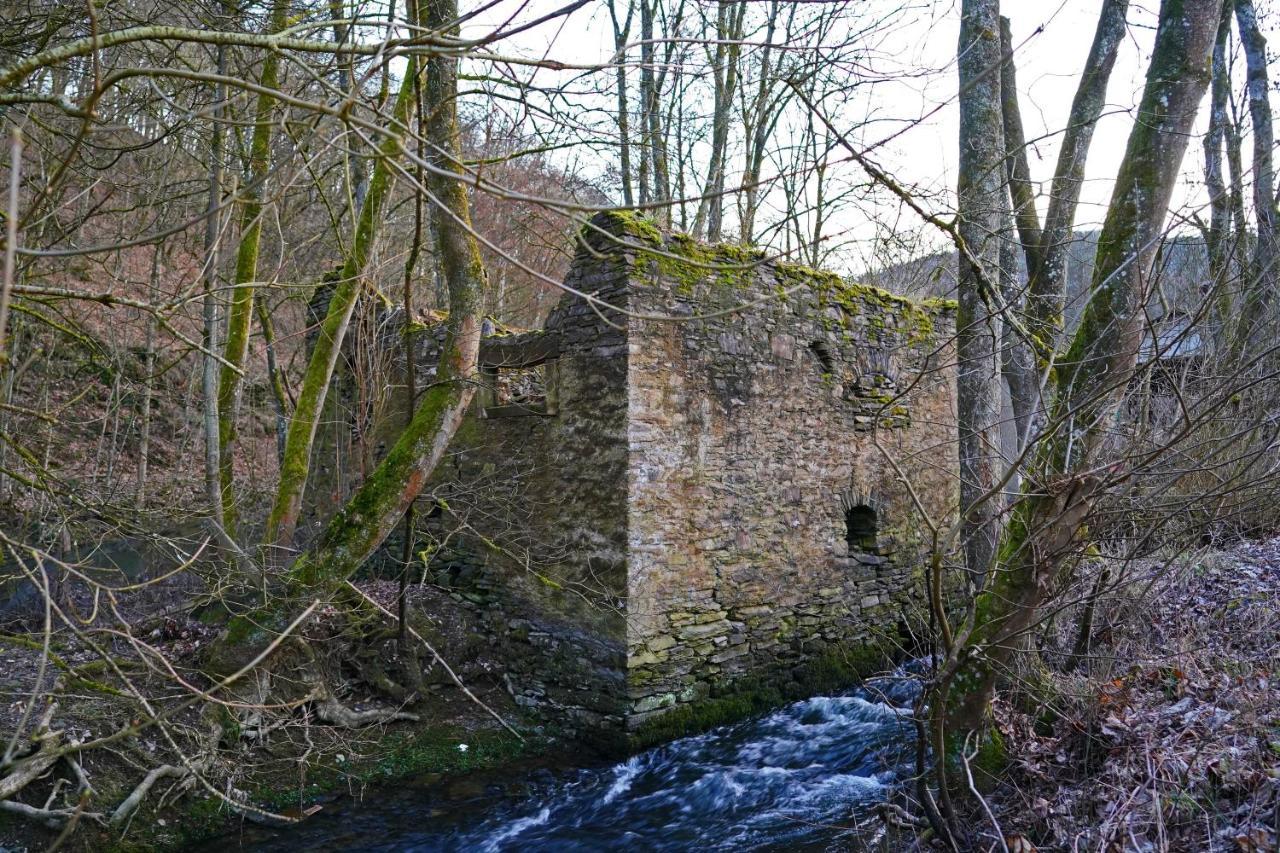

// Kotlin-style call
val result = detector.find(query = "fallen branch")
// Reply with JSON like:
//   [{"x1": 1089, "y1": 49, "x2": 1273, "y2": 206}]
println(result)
[
  {"x1": 0, "y1": 731, "x2": 64, "y2": 801},
  {"x1": 109, "y1": 764, "x2": 188, "y2": 826},
  {"x1": 312, "y1": 691, "x2": 419, "y2": 728},
  {"x1": 0, "y1": 798, "x2": 102, "y2": 830}
]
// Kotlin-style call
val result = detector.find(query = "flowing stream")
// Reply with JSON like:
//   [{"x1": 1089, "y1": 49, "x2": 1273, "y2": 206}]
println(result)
[{"x1": 227, "y1": 671, "x2": 922, "y2": 852}]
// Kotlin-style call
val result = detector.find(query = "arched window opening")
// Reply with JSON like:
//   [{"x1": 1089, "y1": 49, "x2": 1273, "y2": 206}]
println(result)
[{"x1": 845, "y1": 504, "x2": 878, "y2": 553}]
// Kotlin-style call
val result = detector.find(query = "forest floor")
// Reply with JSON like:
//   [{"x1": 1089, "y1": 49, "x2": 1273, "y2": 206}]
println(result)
[
  {"x1": 981, "y1": 538, "x2": 1280, "y2": 852},
  {"x1": 0, "y1": 577, "x2": 553, "y2": 852}
]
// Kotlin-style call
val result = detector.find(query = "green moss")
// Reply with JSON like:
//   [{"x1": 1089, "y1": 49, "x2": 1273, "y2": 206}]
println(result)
[
  {"x1": 628, "y1": 640, "x2": 893, "y2": 750},
  {"x1": 967, "y1": 725, "x2": 1007, "y2": 790},
  {"x1": 775, "y1": 262, "x2": 945, "y2": 345},
  {"x1": 592, "y1": 211, "x2": 768, "y2": 294}
]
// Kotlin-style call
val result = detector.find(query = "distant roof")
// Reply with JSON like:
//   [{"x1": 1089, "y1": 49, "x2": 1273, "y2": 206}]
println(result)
[{"x1": 1139, "y1": 311, "x2": 1204, "y2": 363}]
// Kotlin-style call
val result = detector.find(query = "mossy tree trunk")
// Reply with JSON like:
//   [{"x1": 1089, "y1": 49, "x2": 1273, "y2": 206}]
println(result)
[
  {"x1": 944, "y1": 0, "x2": 1222, "y2": 739},
  {"x1": 285, "y1": 0, "x2": 484, "y2": 587},
  {"x1": 216, "y1": 0, "x2": 289, "y2": 538},
  {"x1": 263, "y1": 57, "x2": 418, "y2": 556}
]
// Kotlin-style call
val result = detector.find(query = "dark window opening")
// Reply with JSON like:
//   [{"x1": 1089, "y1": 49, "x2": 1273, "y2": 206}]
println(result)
[
  {"x1": 845, "y1": 504, "x2": 878, "y2": 552},
  {"x1": 809, "y1": 341, "x2": 835, "y2": 374}
]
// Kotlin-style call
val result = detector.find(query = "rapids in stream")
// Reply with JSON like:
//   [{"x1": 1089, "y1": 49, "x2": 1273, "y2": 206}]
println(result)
[{"x1": 228, "y1": 670, "x2": 923, "y2": 852}]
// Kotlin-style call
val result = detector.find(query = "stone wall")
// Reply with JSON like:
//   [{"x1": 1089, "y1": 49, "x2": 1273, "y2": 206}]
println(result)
[
  {"x1": 391, "y1": 212, "x2": 957, "y2": 748},
  {"x1": 394, "y1": 240, "x2": 634, "y2": 741},
  {"x1": 615, "y1": 216, "x2": 957, "y2": 738}
]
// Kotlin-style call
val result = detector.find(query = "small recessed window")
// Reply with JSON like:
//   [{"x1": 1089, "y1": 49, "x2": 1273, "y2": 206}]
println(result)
[
  {"x1": 845, "y1": 504, "x2": 878, "y2": 552},
  {"x1": 809, "y1": 341, "x2": 835, "y2": 374},
  {"x1": 481, "y1": 361, "x2": 558, "y2": 418}
]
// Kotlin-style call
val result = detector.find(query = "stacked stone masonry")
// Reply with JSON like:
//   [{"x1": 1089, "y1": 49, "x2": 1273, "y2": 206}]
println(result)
[{"x1": 396, "y1": 212, "x2": 958, "y2": 749}]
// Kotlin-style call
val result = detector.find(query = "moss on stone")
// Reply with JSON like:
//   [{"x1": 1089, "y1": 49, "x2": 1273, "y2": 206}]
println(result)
[{"x1": 627, "y1": 639, "x2": 894, "y2": 750}]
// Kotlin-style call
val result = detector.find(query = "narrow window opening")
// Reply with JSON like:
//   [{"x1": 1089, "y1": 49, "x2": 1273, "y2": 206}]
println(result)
[
  {"x1": 809, "y1": 341, "x2": 835, "y2": 374},
  {"x1": 845, "y1": 504, "x2": 878, "y2": 553}
]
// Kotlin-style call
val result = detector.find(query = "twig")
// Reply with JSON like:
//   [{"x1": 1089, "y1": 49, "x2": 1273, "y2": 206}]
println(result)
[{"x1": 963, "y1": 730, "x2": 1009, "y2": 853}]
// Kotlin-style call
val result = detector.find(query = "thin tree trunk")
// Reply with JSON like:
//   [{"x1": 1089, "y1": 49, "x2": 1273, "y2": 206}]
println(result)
[
  {"x1": 1234, "y1": 0, "x2": 1276, "y2": 302},
  {"x1": 956, "y1": 0, "x2": 1005, "y2": 585},
  {"x1": 254, "y1": 292, "x2": 289, "y2": 466},
  {"x1": 693, "y1": 0, "x2": 744, "y2": 241},
  {"x1": 201, "y1": 39, "x2": 228, "y2": 530},
  {"x1": 136, "y1": 309, "x2": 157, "y2": 504},
  {"x1": 1205, "y1": 1, "x2": 1231, "y2": 284},
  {"x1": 608, "y1": 0, "x2": 635, "y2": 208},
  {"x1": 739, "y1": 0, "x2": 780, "y2": 245}
]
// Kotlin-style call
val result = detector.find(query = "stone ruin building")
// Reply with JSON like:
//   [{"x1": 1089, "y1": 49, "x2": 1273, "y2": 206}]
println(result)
[{"x1": 385, "y1": 212, "x2": 958, "y2": 750}]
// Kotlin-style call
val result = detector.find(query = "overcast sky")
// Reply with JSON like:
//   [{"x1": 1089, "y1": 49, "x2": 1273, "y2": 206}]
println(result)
[{"x1": 454, "y1": 0, "x2": 1271, "y2": 272}]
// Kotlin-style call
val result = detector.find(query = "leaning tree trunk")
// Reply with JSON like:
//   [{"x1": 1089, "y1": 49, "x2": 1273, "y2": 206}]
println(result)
[
  {"x1": 944, "y1": 0, "x2": 1222, "y2": 739},
  {"x1": 263, "y1": 59, "x2": 418, "y2": 556},
  {"x1": 955, "y1": 0, "x2": 1005, "y2": 586},
  {"x1": 285, "y1": 0, "x2": 485, "y2": 587}
]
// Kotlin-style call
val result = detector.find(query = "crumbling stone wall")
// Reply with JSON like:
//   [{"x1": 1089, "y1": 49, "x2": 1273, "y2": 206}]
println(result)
[
  {"x1": 384, "y1": 247, "x2": 633, "y2": 739},
  {"x1": 393, "y1": 212, "x2": 956, "y2": 748}
]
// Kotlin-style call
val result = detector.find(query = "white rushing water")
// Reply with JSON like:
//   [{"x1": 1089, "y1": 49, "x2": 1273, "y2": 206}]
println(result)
[{"x1": 232, "y1": 668, "x2": 924, "y2": 852}]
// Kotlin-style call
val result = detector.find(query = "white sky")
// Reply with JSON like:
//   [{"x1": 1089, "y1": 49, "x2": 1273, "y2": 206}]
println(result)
[{"x1": 454, "y1": 0, "x2": 1272, "y2": 273}]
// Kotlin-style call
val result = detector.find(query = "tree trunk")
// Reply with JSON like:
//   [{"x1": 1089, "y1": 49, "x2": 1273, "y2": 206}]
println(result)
[
  {"x1": 693, "y1": 0, "x2": 744, "y2": 241},
  {"x1": 608, "y1": 0, "x2": 635, "y2": 208},
  {"x1": 201, "y1": 40, "x2": 227, "y2": 531},
  {"x1": 998, "y1": 1, "x2": 1129, "y2": 436},
  {"x1": 956, "y1": 0, "x2": 1005, "y2": 585},
  {"x1": 946, "y1": 0, "x2": 1221, "y2": 738},
  {"x1": 286, "y1": 0, "x2": 485, "y2": 587},
  {"x1": 264, "y1": 65, "x2": 418, "y2": 556},
  {"x1": 1234, "y1": 0, "x2": 1276, "y2": 304},
  {"x1": 217, "y1": 0, "x2": 289, "y2": 537},
  {"x1": 1204, "y1": 1, "x2": 1231, "y2": 284}
]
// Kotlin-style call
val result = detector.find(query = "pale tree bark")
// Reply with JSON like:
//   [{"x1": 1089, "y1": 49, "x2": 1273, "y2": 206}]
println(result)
[
  {"x1": 946, "y1": 0, "x2": 1221, "y2": 738},
  {"x1": 286, "y1": 0, "x2": 485, "y2": 587},
  {"x1": 739, "y1": 0, "x2": 783, "y2": 244},
  {"x1": 1234, "y1": 0, "x2": 1276, "y2": 302},
  {"x1": 201, "y1": 39, "x2": 228, "y2": 530},
  {"x1": 330, "y1": 0, "x2": 368, "y2": 215},
  {"x1": 956, "y1": 0, "x2": 1005, "y2": 585},
  {"x1": 216, "y1": 0, "x2": 290, "y2": 537},
  {"x1": 692, "y1": 0, "x2": 745, "y2": 241},
  {"x1": 607, "y1": 0, "x2": 635, "y2": 208},
  {"x1": 1204, "y1": 0, "x2": 1231, "y2": 283}
]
